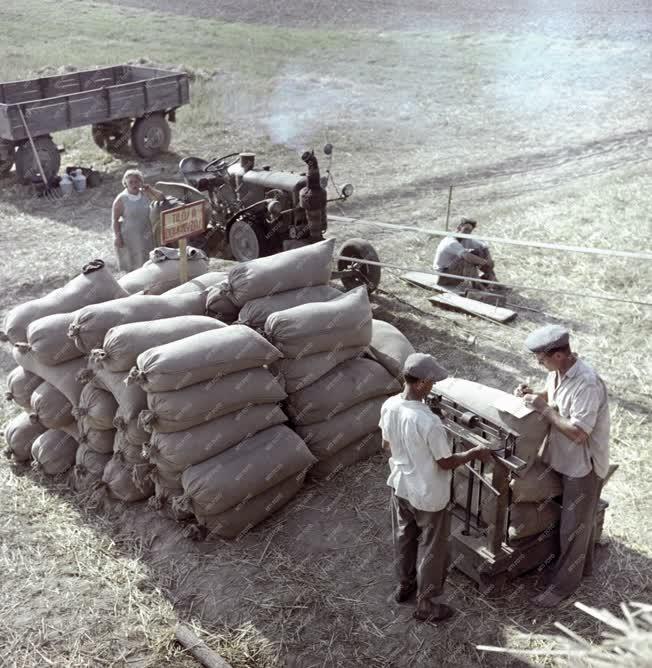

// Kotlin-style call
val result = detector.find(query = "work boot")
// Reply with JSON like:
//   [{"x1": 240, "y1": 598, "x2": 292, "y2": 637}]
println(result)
[
  {"x1": 413, "y1": 604, "x2": 455, "y2": 623},
  {"x1": 394, "y1": 581, "x2": 417, "y2": 603}
]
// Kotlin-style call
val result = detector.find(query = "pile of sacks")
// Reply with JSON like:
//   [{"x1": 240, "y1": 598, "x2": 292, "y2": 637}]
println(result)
[{"x1": 437, "y1": 378, "x2": 562, "y2": 542}]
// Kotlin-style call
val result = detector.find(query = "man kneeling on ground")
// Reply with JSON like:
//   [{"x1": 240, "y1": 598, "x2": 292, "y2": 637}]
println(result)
[
  {"x1": 433, "y1": 217, "x2": 500, "y2": 289},
  {"x1": 379, "y1": 353, "x2": 493, "y2": 623}
]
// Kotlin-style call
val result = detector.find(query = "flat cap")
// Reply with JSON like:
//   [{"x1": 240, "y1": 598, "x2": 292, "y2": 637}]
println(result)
[
  {"x1": 403, "y1": 353, "x2": 448, "y2": 382},
  {"x1": 524, "y1": 324, "x2": 570, "y2": 353},
  {"x1": 459, "y1": 217, "x2": 477, "y2": 228}
]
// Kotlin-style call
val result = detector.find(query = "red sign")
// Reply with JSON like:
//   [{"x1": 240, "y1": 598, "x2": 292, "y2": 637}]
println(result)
[{"x1": 161, "y1": 200, "x2": 206, "y2": 244}]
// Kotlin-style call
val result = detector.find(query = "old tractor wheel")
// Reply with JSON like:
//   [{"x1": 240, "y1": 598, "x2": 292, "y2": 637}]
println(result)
[
  {"x1": 0, "y1": 140, "x2": 15, "y2": 177},
  {"x1": 337, "y1": 238, "x2": 382, "y2": 293},
  {"x1": 228, "y1": 219, "x2": 271, "y2": 262},
  {"x1": 14, "y1": 136, "x2": 60, "y2": 185},
  {"x1": 131, "y1": 113, "x2": 171, "y2": 159},
  {"x1": 92, "y1": 120, "x2": 132, "y2": 154}
]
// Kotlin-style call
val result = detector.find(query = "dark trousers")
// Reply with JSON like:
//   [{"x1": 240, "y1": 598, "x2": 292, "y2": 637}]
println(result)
[
  {"x1": 391, "y1": 491, "x2": 451, "y2": 607},
  {"x1": 548, "y1": 469, "x2": 601, "y2": 597}
]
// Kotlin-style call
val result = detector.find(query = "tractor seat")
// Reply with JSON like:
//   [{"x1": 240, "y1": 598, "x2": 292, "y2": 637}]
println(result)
[{"x1": 178, "y1": 156, "x2": 219, "y2": 192}]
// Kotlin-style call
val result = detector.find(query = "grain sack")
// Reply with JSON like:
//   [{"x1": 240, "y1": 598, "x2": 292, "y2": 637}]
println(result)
[
  {"x1": 102, "y1": 453, "x2": 153, "y2": 502},
  {"x1": 13, "y1": 348, "x2": 87, "y2": 406},
  {"x1": 165, "y1": 271, "x2": 229, "y2": 295},
  {"x1": 118, "y1": 246, "x2": 210, "y2": 295},
  {"x1": 452, "y1": 467, "x2": 497, "y2": 522},
  {"x1": 68, "y1": 292, "x2": 206, "y2": 354},
  {"x1": 309, "y1": 431, "x2": 381, "y2": 481},
  {"x1": 510, "y1": 460, "x2": 562, "y2": 503},
  {"x1": 223, "y1": 238, "x2": 335, "y2": 307},
  {"x1": 61, "y1": 422, "x2": 80, "y2": 441},
  {"x1": 271, "y1": 345, "x2": 365, "y2": 393},
  {"x1": 198, "y1": 472, "x2": 307, "y2": 539},
  {"x1": 0, "y1": 259, "x2": 128, "y2": 344},
  {"x1": 80, "y1": 367, "x2": 146, "y2": 422},
  {"x1": 75, "y1": 444, "x2": 111, "y2": 478},
  {"x1": 113, "y1": 430, "x2": 149, "y2": 466},
  {"x1": 31, "y1": 429, "x2": 78, "y2": 475},
  {"x1": 3, "y1": 412, "x2": 47, "y2": 462},
  {"x1": 113, "y1": 414, "x2": 149, "y2": 447},
  {"x1": 508, "y1": 502, "x2": 561, "y2": 541},
  {"x1": 180, "y1": 425, "x2": 316, "y2": 516},
  {"x1": 287, "y1": 358, "x2": 401, "y2": 426},
  {"x1": 434, "y1": 377, "x2": 549, "y2": 470},
  {"x1": 237, "y1": 285, "x2": 342, "y2": 329},
  {"x1": 74, "y1": 384, "x2": 118, "y2": 431},
  {"x1": 145, "y1": 404, "x2": 287, "y2": 473},
  {"x1": 130, "y1": 325, "x2": 283, "y2": 392},
  {"x1": 77, "y1": 427, "x2": 115, "y2": 454},
  {"x1": 296, "y1": 396, "x2": 386, "y2": 460},
  {"x1": 91, "y1": 315, "x2": 227, "y2": 373},
  {"x1": 141, "y1": 368, "x2": 286, "y2": 433},
  {"x1": 265, "y1": 286, "x2": 372, "y2": 358},
  {"x1": 22, "y1": 312, "x2": 83, "y2": 365},
  {"x1": 367, "y1": 319, "x2": 415, "y2": 378},
  {"x1": 205, "y1": 284, "x2": 240, "y2": 322},
  {"x1": 29, "y1": 381, "x2": 74, "y2": 429},
  {"x1": 6, "y1": 366, "x2": 43, "y2": 410}
]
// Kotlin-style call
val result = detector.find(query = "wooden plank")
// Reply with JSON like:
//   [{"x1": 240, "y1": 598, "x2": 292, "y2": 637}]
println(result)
[
  {"x1": 401, "y1": 270, "x2": 451, "y2": 292},
  {"x1": 175, "y1": 623, "x2": 232, "y2": 668},
  {"x1": 429, "y1": 293, "x2": 517, "y2": 323}
]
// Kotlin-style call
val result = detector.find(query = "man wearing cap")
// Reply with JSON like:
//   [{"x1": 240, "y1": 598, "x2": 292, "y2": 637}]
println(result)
[
  {"x1": 433, "y1": 217, "x2": 500, "y2": 289},
  {"x1": 379, "y1": 353, "x2": 493, "y2": 623},
  {"x1": 515, "y1": 324, "x2": 610, "y2": 608}
]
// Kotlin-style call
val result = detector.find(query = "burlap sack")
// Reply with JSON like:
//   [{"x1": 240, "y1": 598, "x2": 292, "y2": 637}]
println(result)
[
  {"x1": 77, "y1": 427, "x2": 116, "y2": 454},
  {"x1": 3, "y1": 412, "x2": 47, "y2": 462},
  {"x1": 130, "y1": 325, "x2": 282, "y2": 392},
  {"x1": 367, "y1": 319, "x2": 415, "y2": 378},
  {"x1": 270, "y1": 345, "x2": 365, "y2": 393},
  {"x1": 141, "y1": 368, "x2": 286, "y2": 433},
  {"x1": 308, "y1": 431, "x2": 381, "y2": 481},
  {"x1": 510, "y1": 460, "x2": 562, "y2": 503},
  {"x1": 223, "y1": 238, "x2": 336, "y2": 307},
  {"x1": 165, "y1": 271, "x2": 229, "y2": 295},
  {"x1": 237, "y1": 285, "x2": 342, "y2": 329},
  {"x1": 118, "y1": 246, "x2": 210, "y2": 295},
  {"x1": 434, "y1": 378, "x2": 549, "y2": 470},
  {"x1": 205, "y1": 284, "x2": 240, "y2": 322},
  {"x1": 91, "y1": 315, "x2": 227, "y2": 373},
  {"x1": 180, "y1": 425, "x2": 316, "y2": 516},
  {"x1": 113, "y1": 414, "x2": 149, "y2": 447},
  {"x1": 198, "y1": 472, "x2": 307, "y2": 539},
  {"x1": 0, "y1": 259, "x2": 128, "y2": 344},
  {"x1": 21, "y1": 312, "x2": 83, "y2": 365},
  {"x1": 113, "y1": 430, "x2": 149, "y2": 466},
  {"x1": 29, "y1": 381, "x2": 74, "y2": 429},
  {"x1": 80, "y1": 367, "x2": 146, "y2": 422},
  {"x1": 102, "y1": 452, "x2": 153, "y2": 502},
  {"x1": 74, "y1": 444, "x2": 111, "y2": 478},
  {"x1": 74, "y1": 384, "x2": 118, "y2": 431},
  {"x1": 287, "y1": 358, "x2": 401, "y2": 426},
  {"x1": 31, "y1": 429, "x2": 78, "y2": 475},
  {"x1": 6, "y1": 366, "x2": 43, "y2": 410},
  {"x1": 68, "y1": 292, "x2": 206, "y2": 354},
  {"x1": 265, "y1": 286, "x2": 372, "y2": 358},
  {"x1": 13, "y1": 348, "x2": 87, "y2": 406},
  {"x1": 296, "y1": 397, "x2": 386, "y2": 460},
  {"x1": 144, "y1": 404, "x2": 287, "y2": 473},
  {"x1": 508, "y1": 501, "x2": 561, "y2": 541}
]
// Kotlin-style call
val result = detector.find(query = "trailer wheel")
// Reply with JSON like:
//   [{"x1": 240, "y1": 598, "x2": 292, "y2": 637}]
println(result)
[
  {"x1": 0, "y1": 141, "x2": 14, "y2": 177},
  {"x1": 337, "y1": 238, "x2": 382, "y2": 293},
  {"x1": 131, "y1": 113, "x2": 171, "y2": 159},
  {"x1": 92, "y1": 120, "x2": 131, "y2": 154},
  {"x1": 14, "y1": 136, "x2": 60, "y2": 185},
  {"x1": 228, "y1": 219, "x2": 272, "y2": 262}
]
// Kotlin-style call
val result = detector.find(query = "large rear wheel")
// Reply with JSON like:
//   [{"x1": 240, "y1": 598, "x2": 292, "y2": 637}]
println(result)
[
  {"x1": 0, "y1": 140, "x2": 15, "y2": 177},
  {"x1": 337, "y1": 238, "x2": 381, "y2": 293},
  {"x1": 92, "y1": 120, "x2": 132, "y2": 154},
  {"x1": 131, "y1": 113, "x2": 171, "y2": 159},
  {"x1": 228, "y1": 219, "x2": 272, "y2": 262},
  {"x1": 14, "y1": 136, "x2": 60, "y2": 185}
]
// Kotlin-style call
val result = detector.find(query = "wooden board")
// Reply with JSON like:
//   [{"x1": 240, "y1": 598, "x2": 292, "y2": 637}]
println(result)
[{"x1": 401, "y1": 272, "x2": 517, "y2": 323}]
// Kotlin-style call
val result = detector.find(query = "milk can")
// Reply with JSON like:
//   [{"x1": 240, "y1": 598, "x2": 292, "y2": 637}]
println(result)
[
  {"x1": 72, "y1": 168, "x2": 87, "y2": 192},
  {"x1": 60, "y1": 173, "x2": 74, "y2": 196}
]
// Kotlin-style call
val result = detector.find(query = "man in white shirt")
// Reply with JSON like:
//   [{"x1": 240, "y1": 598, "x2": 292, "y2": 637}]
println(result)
[
  {"x1": 432, "y1": 217, "x2": 499, "y2": 289},
  {"x1": 380, "y1": 353, "x2": 493, "y2": 623},
  {"x1": 515, "y1": 324, "x2": 610, "y2": 608}
]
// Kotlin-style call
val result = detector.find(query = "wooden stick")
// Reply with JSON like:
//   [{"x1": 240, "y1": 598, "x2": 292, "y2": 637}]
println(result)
[
  {"x1": 175, "y1": 623, "x2": 232, "y2": 668},
  {"x1": 17, "y1": 106, "x2": 49, "y2": 187},
  {"x1": 445, "y1": 185, "x2": 453, "y2": 231},
  {"x1": 178, "y1": 238, "x2": 189, "y2": 283}
]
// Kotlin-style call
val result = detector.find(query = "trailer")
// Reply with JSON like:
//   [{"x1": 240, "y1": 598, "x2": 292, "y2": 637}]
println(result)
[{"x1": 0, "y1": 65, "x2": 190, "y2": 184}]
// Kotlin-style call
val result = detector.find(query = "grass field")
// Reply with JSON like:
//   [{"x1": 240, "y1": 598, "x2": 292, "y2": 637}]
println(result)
[{"x1": 0, "y1": 0, "x2": 651, "y2": 665}]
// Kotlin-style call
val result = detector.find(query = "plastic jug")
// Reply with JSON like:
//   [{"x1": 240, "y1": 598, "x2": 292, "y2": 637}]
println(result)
[
  {"x1": 60, "y1": 173, "x2": 74, "y2": 196},
  {"x1": 72, "y1": 168, "x2": 86, "y2": 193}
]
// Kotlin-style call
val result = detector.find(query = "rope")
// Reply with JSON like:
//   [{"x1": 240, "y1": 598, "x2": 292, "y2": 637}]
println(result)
[
  {"x1": 329, "y1": 215, "x2": 652, "y2": 261},
  {"x1": 337, "y1": 255, "x2": 652, "y2": 307}
]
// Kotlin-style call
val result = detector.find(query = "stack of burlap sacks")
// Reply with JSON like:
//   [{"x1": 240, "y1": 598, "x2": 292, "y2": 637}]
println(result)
[{"x1": 437, "y1": 378, "x2": 563, "y2": 542}]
